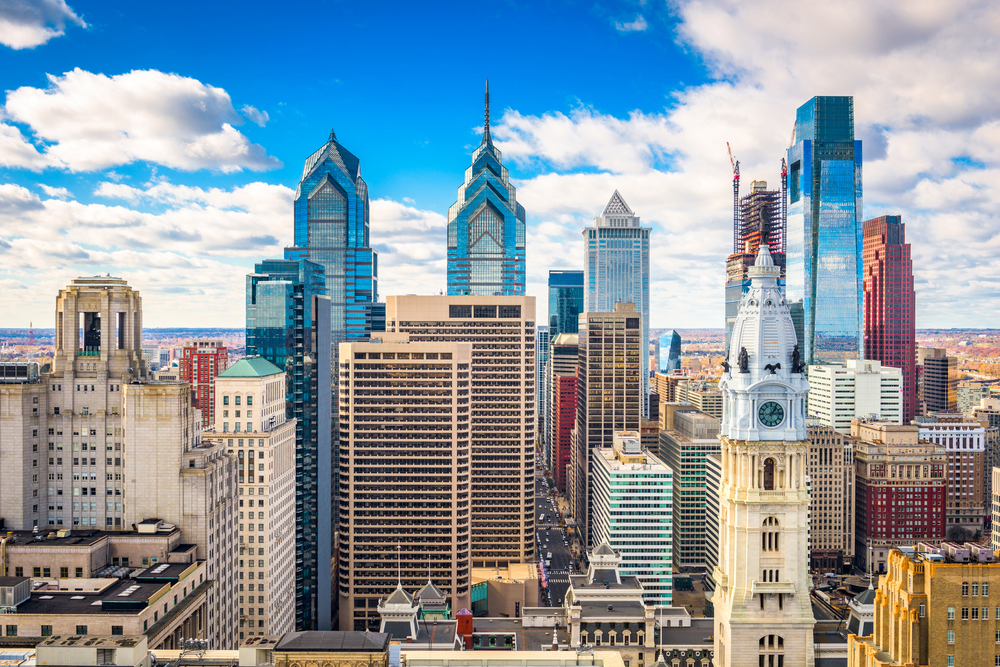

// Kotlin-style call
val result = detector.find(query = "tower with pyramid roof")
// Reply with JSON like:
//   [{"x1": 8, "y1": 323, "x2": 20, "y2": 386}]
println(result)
[
  {"x1": 712, "y1": 243, "x2": 815, "y2": 666},
  {"x1": 446, "y1": 81, "x2": 527, "y2": 296},
  {"x1": 584, "y1": 191, "x2": 652, "y2": 418}
]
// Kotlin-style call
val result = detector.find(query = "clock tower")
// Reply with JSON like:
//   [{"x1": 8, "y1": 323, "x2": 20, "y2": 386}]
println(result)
[{"x1": 713, "y1": 243, "x2": 815, "y2": 667}]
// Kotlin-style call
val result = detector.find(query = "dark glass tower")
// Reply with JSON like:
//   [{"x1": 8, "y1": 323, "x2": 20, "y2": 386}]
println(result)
[
  {"x1": 447, "y1": 82, "x2": 526, "y2": 296},
  {"x1": 548, "y1": 270, "x2": 584, "y2": 338},
  {"x1": 286, "y1": 129, "x2": 380, "y2": 344},
  {"x1": 658, "y1": 330, "x2": 682, "y2": 373},
  {"x1": 786, "y1": 96, "x2": 863, "y2": 364},
  {"x1": 246, "y1": 259, "x2": 332, "y2": 631}
]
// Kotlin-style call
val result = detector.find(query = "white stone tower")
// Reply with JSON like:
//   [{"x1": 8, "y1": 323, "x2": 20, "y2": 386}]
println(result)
[{"x1": 712, "y1": 244, "x2": 815, "y2": 667}]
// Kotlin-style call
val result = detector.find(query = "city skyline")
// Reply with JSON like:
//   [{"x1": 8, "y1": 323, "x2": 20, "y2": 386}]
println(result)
[{"x1": 1, "y1": 1, "x2": 999, "y2": 331}]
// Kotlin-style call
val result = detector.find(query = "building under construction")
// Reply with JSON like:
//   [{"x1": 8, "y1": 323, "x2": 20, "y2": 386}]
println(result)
[{"x1": 724, "y1": 176, "x2": 787, "y2": 352}]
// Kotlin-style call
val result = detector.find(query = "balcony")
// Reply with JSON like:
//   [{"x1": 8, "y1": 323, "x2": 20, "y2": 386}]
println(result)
[{"x1": 751, "y1": 581, "x2": 796, "y2": 597}]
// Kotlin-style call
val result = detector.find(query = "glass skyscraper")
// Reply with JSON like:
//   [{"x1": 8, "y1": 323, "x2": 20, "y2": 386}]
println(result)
[
  {"x1": 446, "y1": 83, "x2": 526, "y2": 296},
  {"x1": 246, "y1": 259, "x2": 332, "y2": 631},
  {"x1": 286, "y1": 129, "x2": 380, "y2": 344},
  {"x1": 545, "y1": 270, "x2": 583, "y2": 456},
  {"x1": 658, "y1": 330, "x2": 681, "y2": 373},
  {"x1": 785, "y1": 96, "x2": 863, "y2": 363},
  {"x1": 584, "y1": 190, "x2": 651, "y2": 417}
]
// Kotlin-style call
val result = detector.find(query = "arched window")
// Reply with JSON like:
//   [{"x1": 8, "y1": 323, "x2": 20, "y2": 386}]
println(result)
[{"x1": 763, "y1": 458, "x2": 776, "y2": 490}]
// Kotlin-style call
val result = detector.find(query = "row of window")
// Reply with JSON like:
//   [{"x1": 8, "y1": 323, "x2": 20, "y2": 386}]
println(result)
[
  {"x1": 4, "y1": 625, "x2": 122, "y2": 637},
  {"x1": 947, "y1": 606, "x2": 1000, "y2": 620}
]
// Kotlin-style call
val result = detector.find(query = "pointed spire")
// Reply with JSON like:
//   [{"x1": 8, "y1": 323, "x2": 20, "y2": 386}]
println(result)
[
  {"x1": 482, "y1": 79, "x2": 492, "y2": 145},
  {"x1": 328, "y1": 128, "x2": 337, "y2": 142}
]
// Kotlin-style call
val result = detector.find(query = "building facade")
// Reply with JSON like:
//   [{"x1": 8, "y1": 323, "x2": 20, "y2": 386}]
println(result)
[
  {"x1": 546, "y1": 270, "x2": 584, "y2": 453},
  {"x1": 571, "y1": 304, "x2": 643, "y2": 547},
  {"x1": 917, "y1": 413, "x2": 987, "y2": 539},
  {"x1": 246, "y1": 258, "x2": 332, "y2": 631},
  {"x1": 675, "y1": 381, "x2": 723, "y2": 419},
  {"x1": 785, "y1": 96, "x2": 863, "y2": 364},
  {"x1": 725, "y1": 179, "x2": 786, "y2": 353},
  {"x1": 807, "y1": 360, "x2": 903, "y2": 433},
  {"x1": 713, "y1": 244, "x2": 816, "y2": 667},
  {"x1": 583, "y1": 192, "x2": 651, "y2": 417},
  {"x1": 704, "y1": 453, "x2": 722, "y2": 585},
  {"x1": 447, "y1": 84, "x2": 526, "y2": 297},
  {"x1": 917, "y1": 347, "x2": 959, "y2": 415},
  {"x1": 385, "y1": 295, "x2": 535, "y2": 567},
  {"x1": 178, "y1": 339, "x2": 229, "y2": 428},
  {"x1": 552, "y1": 373, "x2": 577, "y2": 495},
  {"x1": 590, "y1": 431, "x2": 673, "y2": 606},
  {"x1": 658, "y1": 331, "x2": 682, "y2": 373},
  {"x1": 862, "y1": 215, "x2": 916, "y2": 422},
  {"x1": 338, "y1": 336, "x2": 472, "y2": 630},
  {"x1": 806, "y1": 423, "x2": 856, "y2": 573},
  {"x1": 851, "y1": 420, "x2": 946, "y2": 573},
  {"x1": 208, "y1": 358, "x2": 297, "y2": 640},
  {"x1": 537, "y1": 325, "x2": 550, "y2": 455},
  {"x1": 659, "y1": 409, "x2": 721, "y2": 572},
  {"x1": 549, "y1": 332, "x2": 579, "y2": 471}
]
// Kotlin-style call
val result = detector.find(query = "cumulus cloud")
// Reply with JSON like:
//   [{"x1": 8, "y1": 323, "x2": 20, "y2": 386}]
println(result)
[
  {"x1": 241, "y1": 104, "x2": 269, "y2": 127},
  {"x1": 370, "y1": 198, "x2": 448, "y2": 296},
  {"x1": 0, "y1": 0, "x2": 85, "y2": 49},
  {"x1": 615, "y1": 14, "x2": 647, "y2": 32},
  {"x1": 39, "y1": 183, "x2": 69, "y2": 198},
  {"x1": 1, "y1": 68, "x2": 281, "y2": 172},
  {"x1": 494, "y1": 0, "x2": 1000, "y2": 328}
]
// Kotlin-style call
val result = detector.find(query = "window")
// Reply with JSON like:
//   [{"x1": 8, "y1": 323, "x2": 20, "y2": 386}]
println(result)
[
  {"x1": 247, "y1": 396, "x2": 253, "y2": 406},
  {"x1": 948, "y1": 607, "x2": 955, "y2": 620},
  {"x1": 973, "y1": 608, "x2": 980, "y2": 620},
  {"x1": 41, "y1": 625, "x2": 52, "y2": 636},
  {"x1": 223, "y1": 396, "x2": 229, "y2": 406},
  {"x1": 14, "y1": 567, "x2": 22, "y2": 577},
  {"x1": 919, "y1": 604, "x2": 925, "y2": 618},
  {"x1": 962, "y1": 608, "x2": 969, "y2": 620},
  {"x1": 60, "y1": 567, "x2": 68, "y2": 578},
  {"x1": 763, "y1": 458, "x2": 776, "y2": 490},
  {"x1": 986, "y1": 583, "x2": 991, "y2": 597},
  {"x1": 947, "y1": 630, "x2": 954, "y2": 643},
  {"x1": 974, "y1": 583, "x2": 980, "y2": 596},
  {"x1": 963, "y1": 582, "x2": 970, "y2": 596},
  {"x1": 76, "y1": 625, "x2": 88, "y2": 635},
  {"x1": 5, "y1": 626, "x2": 16, "y2": 637},
  {"x1": 948, "y1": 657, "x2": 954, "y2": 667},
  {"x1": 111, "y1": 626, "x2": 123, "y2": 636},
  {"x1": 97, "y1": 649, "x2": 115, "y2": 665},
  {"x1": 449, "y1": 305, "x2": 472, "y2": 318}
]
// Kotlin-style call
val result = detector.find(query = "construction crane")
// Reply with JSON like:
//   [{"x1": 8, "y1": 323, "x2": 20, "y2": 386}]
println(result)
[{"x1": 727, "y1": 142, "x2": 740, "y2": 253}]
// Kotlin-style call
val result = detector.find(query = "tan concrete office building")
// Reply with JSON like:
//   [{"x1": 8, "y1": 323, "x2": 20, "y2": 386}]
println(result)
[
  {"x1": 806, "y1": 423, "x2": 856, "y2": 572},
  {"x1": 338, "y1": 336, "x2": 473, "y2": 630},
  {"x1": 917, "y1": 413, "x2": 987, "y2": 538},
  {"x1": 385, "y1": 296, "x2": 535, "y2": 568},
  {"x1": 206, "y1": 357, "x2": 297, "y2": 640}
]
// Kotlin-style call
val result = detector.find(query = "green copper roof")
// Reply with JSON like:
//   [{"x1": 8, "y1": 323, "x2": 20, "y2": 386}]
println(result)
[{"x1": 217, "y1": 357, "x2": 283, "y2": 378}]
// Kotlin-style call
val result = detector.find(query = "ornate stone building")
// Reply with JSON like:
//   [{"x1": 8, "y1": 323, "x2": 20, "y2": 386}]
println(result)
[{"x1": 712, "y1": 244, "x2": 816, "y2": 666}]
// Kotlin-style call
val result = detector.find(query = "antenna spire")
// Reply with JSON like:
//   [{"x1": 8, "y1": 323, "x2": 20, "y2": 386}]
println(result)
[{"x1": 483, "y1": 79, "x2": 492, "y2": 144}]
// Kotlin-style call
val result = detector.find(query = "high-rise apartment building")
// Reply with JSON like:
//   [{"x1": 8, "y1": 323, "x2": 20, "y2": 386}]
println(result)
[
  {"x1": 786, "y1": 96, "x2": 863, "y2": 364},
  {"x1": 178, "y1": 339, "x2": 229, "y2": 428},
  {"x1": 725, "y1": 179, "x2": 786, "y2": 353},
  {"x1": 285, "y1": 129, "x2": 380, "y2": 345},
  {"x1": 975, "y1": 398, "x2": 1000, "y2": 508},
  {"x1": 807, "y1": 360, "x2": 903, "y2": 433},
  {"x1": 851, "y1": 420, "x2": 946, "y2": 573},
  {"x1": 590, "y1": 430, "x2": 673, "y2": 606},
  {"x1": 658, "y1": 330, "x2": 682, "y2": 373},
  {"x1": 571, "y1": 303, "x2": 643, "y2": 546},
  {"x1": 994, "y1": 468, "x2": 1000, "y2": 551},
  {"x1": 862, "y1": 215, "x2": 916, "y2": 422},
  {"x1": 447, "y1": 84, "x2": 526, "y2": 296},
  {"x1": 659, "y1": 409, "x2": 721, "y2": 572},
  {"x1": 550, "y1": 333, "x2": 579, "y2": 493},
  {"x1": 246, "y1": 258, "x2": 332, "y2": 631},
  {"x1": 917, "y1": 413, "x2": 987, "y2": 539},
  {"x1": 917, "y1": 348, "x2": 958, "y2": 415},
  {"x1": 583, "y1": 192, "x2": 651, "y2": 417},
  {"x1": 208, "y1": 357, "x2": 297, "y2": 640},
  {"x1": 385, "y1": 295, "x2": 535, "y2": 566},
  {"x1": 338, "y1": 336, "x2": 472, "y2": 631},
  {"x1": 806, "y1": 424, "x2": 856, "y2": 573},
  {"x1": 713, "y1": 244, "x2": 815, "y2": 666},
  {"x1": 704, "y1": 453, "x2": 722, "y2": 585}
]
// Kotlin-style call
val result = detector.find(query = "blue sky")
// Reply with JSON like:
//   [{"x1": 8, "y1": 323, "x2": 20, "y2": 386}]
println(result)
[{"x1": 1, "y1": 0, "x2": 999, "y2": 329}]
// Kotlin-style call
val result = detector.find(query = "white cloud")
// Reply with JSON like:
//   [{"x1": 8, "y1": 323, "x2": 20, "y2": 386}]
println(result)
[
  {"x1": 241, "y1": 104, "x2": 269, "y2": 127},
  {"x1": 370, "y1": 198, "x2": 448, "y2": 296},
  {"x1": 0, "y1": 0, "x2": 85, "y2": 49},
  {"x1": 494, "y1": 0, "x2": 1000, "y2": 329},
  {"x1": 39, "y1": 183, "x2": 69, "y2": 198},
  {"x1": 1, "y1": 68, "x2": 281, "y2": 172},
  {"x1": 615, "y1": 14, "x2": 647, "y2": 32}
]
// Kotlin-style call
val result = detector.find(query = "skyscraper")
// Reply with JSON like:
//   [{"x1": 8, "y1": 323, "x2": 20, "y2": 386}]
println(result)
[
  {"x1": 714, "y1": 244, "x2": 815, "y2": 665},
  {"x1": 447, "y1": 83, "x2": 526, "y2": 296},
  {"x1": 584, "y1": 191, "x2": 651, "y2": 416},
  {"x1": 916, "y1": 348, "x2": 958, "y2": 414},
  {"x1": 178, "y1": 339, "x2": 229, "y2": 428},
  {"x1": 658, "y1": 330, "x2": 682, "y2": 373},
  {"x1": 786, "y1": 96, "x2": 863, "y2": 364},
  {"x1": 863, "y1": 215, "x2": 916, "y2": 422},
  {"x1": 246, "y1": 258, "x2": 332, "y2": 630},
  {"x1": 545, "y1": 270, "x2": 583, "y2": 452},
  {"x1": 286, "y1": 129, "x2": 380, "y2": 345},
  {"x1": 725, "y1": 179, "x2": 786, "y2": 353}
]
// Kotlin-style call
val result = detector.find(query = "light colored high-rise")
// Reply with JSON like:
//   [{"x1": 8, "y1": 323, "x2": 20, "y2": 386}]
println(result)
[
  {"x1": 916, "y1": 347, "x2": 958, "y2": 415},
  {"x1": 206, "y1": 357, "x2": 297, "y2": 640},
  {"x1": 584, "y1": 191, "x2": 651, "y2": 417},
  {"x1": 713, "y1": 245, "x2": 815, "y2": 667},
  {"x1": 917, "y1": 413, "x2": 987, "y2": 539},
  {"x1": 806, "y1": 360, "x2": 902, "y2": 433},
  {"x1": 337, "y1": 335, "x2": 472, "y2": 630},
  {"x1": 704, "y1": 453, "x2": 722, "y2": 584},
  {"x1": 537, "y1": 325, "x2": 550, "y2": 455},
  {"x1": 571, "y1": 303, "x2": 643, "y2": 547},
  {"x1": 993, "y1": 468, "x2": 1000, "y2": 550},
  {"x1": 590, "y1": 430, "x2": 673, "y2": 606},
  {"x1": 675, "y1": 381, "x2": 723, "y2": 419},
  {"x1": 806, "y1": 423, "x2": 855, "y2": 572},
  {"x1": 385, "y1": 295, "x2": 534, "y2": 567}
]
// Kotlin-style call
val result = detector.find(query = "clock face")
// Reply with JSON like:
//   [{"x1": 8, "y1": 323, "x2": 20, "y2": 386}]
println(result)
[{"x1": 758, "y1": 401, "x2": 784, "y2": 428}]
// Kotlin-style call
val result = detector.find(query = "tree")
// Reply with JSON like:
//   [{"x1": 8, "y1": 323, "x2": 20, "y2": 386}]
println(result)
[
  {"x1": 703, "y1": 599, "x2": 714, "y2": 618},
  {"x1": 947, "y1": 525, "x2": 971, "y2": 543}
]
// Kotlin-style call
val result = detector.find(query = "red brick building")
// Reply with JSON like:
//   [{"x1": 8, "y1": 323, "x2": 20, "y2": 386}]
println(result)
[
  {"x1": 852, "y1": 419, "x2": 946, "y2": 573},
  {"x1": 863, "y1": 215, "x2": 916, "y2": 422},
  {"x1": 178, "y1": 339, "x2": 228, "y2": 428},
  {"x1": 552, "y1": 374, "x2": 577, "y2": 494}
]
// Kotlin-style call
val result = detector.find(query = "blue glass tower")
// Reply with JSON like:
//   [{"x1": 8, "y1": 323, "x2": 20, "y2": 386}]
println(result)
[
  {"x1": 246, "y1": 259, "x2": 332, "y2": 631},
  {"x1": 548, "y1": 270, "x2": 584, "y2": 337},
  {"x1": 447, "y1": 82, "x2": 526, "y2": 296},
  {"x1": 658, "y1": 330, "x2": 681, "y2": 372},
  {"x1": 286, "y1": 129, "x2": 380, "y2": 344},
  {"x1": 786, "y1": 96, "x2": 863, "y2": 364}
]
